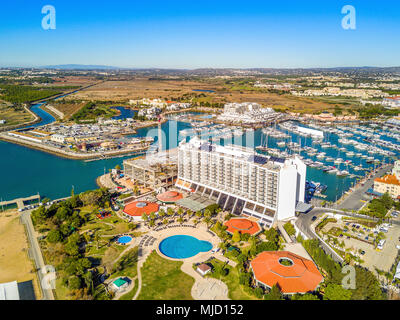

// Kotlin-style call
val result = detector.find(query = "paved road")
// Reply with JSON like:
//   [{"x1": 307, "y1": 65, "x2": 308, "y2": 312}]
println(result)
[
  {"x1": 296, "y1": 208, "x2": 344, "y2": 263},
  {"x1": 337, "y1": 164, "x2": 393, "y2": 211},
  {"x1": 20, "y1": 210, "x2": 55, "y2": 300}
]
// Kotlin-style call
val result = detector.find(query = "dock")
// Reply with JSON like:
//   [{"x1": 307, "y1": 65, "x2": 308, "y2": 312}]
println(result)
[{"x1": 0, "y1": 194, "x2": 40, "y2": 210}]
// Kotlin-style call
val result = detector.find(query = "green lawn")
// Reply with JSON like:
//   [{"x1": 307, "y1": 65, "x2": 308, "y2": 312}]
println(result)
[
  {"x1": 207, "y1": 259, "x2": 258, "y2": 300},
  {"x1": 119, "y1": 278, "x2": 139, "y2": 300},
  {"x1": 137, "y1": 251, "x2": 195, "y2": 300}
]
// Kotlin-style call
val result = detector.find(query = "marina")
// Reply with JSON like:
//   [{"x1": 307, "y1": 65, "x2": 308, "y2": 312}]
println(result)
[{"x1": 0, "y1": 101, "x2": 399, "y2": 203}]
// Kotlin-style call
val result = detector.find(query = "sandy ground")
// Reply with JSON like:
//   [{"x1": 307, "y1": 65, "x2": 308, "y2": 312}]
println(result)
[
  {"x1": 65, "y1": 78, "x2": 343, "y2": 113},
  {"x1": 0, "y1": 210, "x2": 40, "y2": 297}
]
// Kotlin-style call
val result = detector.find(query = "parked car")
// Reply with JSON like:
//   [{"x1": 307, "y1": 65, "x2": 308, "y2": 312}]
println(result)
[
  {"x1": 311, "y1": 216, "x2": 317, "y2": 221},
  {"x1": 360, "y1": 250, "x2": 366, "y2": 255}
]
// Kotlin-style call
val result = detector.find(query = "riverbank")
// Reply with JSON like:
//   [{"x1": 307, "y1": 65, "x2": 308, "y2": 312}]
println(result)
[
  {"x1": 0, "y1": 105, "x2": 41, "y2": 133},
  {"x1": 0, "y1": 133, "x2": 150, "y2": 160}
]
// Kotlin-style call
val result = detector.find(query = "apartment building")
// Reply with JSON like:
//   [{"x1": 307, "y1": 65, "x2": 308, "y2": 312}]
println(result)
[{"x1": 175, "y1": 137, "x2": 306, "y2": 226}]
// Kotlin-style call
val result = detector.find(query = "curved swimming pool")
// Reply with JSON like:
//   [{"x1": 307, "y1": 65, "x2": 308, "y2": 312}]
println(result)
[
  {"x1": 159, "y1": 235, "x2": 213, "y2": 259},
  {"x1": 117, "y1": 235, "x2": 133, "y2": 244}
]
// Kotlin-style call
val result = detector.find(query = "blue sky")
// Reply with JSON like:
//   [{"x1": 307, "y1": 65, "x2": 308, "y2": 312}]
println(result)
[{"x1": 0, "y1": 0, "x2": 399, "y2": 68}]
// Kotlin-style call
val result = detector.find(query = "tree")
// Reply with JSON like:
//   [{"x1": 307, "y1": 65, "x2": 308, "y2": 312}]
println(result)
[
  {"x1": 167, "y1": 207, "x2": 174, "y2": 217},
  {"x1": 68, "y1": 276, "x2": 82, "y2": 290},
  {"x1": 141, "y1": 213, "x2": 148, "y2": 223},
  {"x1": 115, "y1": 164, "x2": 121, "y2": 171},
  {"x1": 204, "y1": 209, "x2": 211, "y2": 219},
  {"x1": 177, "y1": 208, "x2": 184, "y2": 217},
  {"x1": 80, "y1": 190, "x2": 102, "y2": 207},
  {"x1": 47, "y1": 230, "x2": 63, "y2": 243},
  {"x1": 177, "y1": 217, "x2": 184, "y2": 225},
  {"x1": 195, "y1": 211, "x2": 202, "y2": 219},
  {"x1": 283, "y1": 222, "x2": 296, "y2": 237},
  {"x1": 149, "y1": 212, "x2": 157, "y2": 221},
  {"x1": 324, "y1": 284, "x2": 352, "y2": 300},
  {"x1": 203, "y1": 216, "x2": 211, "y2": 229},
  {"x1": 265, "y1": 284, "x2": 283, "y2": 300},
  {"x1": 158, "y1": 208, "x2": 165, "y2": 218},
  {"x1": 292, "y1": 293, "x2": 319, "y2": 300},
  {"x1": 232, "y1": 231, "x2": 241, "y2": 243},
  {"x1": 65, "y1": 238, "x2": 80, "y2": 256},
  {"x1": 264, "y1": 228, "x2": 279, "y2": 243}
]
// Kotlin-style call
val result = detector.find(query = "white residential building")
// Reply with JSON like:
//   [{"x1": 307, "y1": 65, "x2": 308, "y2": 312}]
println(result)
[
  {"x1": 175, "y1": 137, "x2": 307, "y2": 226},
  {"x1": 217, "y1": 102, "x2": 277, "y2": 124},
  {"x1": 382, "y1": 96, "x2": 400, "y2": 109}
]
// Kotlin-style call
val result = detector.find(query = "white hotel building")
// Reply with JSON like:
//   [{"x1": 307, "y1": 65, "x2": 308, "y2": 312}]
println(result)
[{"x1": 175, "y1": 137, "x2": 307, "y2": 226}]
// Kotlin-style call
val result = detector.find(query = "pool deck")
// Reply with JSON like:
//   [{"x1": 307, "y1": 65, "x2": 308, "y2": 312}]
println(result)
[{"x1": 133, "y1": 224, "x2": 233, "y2": 300}]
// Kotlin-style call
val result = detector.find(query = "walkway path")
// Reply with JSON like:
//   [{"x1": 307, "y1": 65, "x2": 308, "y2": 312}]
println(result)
[{"x1": 20, "y1": 210, "x2": 55, "y2": 300}]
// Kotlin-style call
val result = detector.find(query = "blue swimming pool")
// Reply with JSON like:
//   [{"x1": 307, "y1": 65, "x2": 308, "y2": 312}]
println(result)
[
  {"x1": 159, "y1": 235, "x2": 213, "y2": 259},
  {"x1": 118, "y1": 235, "x2": 133, "y2": 244}
]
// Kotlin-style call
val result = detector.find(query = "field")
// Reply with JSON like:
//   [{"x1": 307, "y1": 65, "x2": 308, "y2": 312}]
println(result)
[
  {"x1": 207, "y1": 259, "x2": 258, "y2": 300},
  {"x1": 65, "y1": 78, "x2": 355, "y2": 114},
  {"x1": 137, "y1": 250, "x2": 195, "y2": 300},
  {"x1": 0, "y1": 210, "x2": 40, "y2": 299},
  {"x1": 0, "y1": 103, "x2": 34, "y2": 127}
]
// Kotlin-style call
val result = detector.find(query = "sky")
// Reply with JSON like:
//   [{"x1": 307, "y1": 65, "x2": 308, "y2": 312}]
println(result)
[{"x1": 0, "y1": 0, "x2": 399, "y2": 69}]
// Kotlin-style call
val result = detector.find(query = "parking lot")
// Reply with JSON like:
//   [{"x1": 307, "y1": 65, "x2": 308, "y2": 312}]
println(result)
[{"x1": 318, "y1": 214, "x2": 400, "y2": 273}]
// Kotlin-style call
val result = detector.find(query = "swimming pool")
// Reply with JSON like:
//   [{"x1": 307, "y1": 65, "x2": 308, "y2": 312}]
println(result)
[
  {"x1": 159, "y1": 235, "x2": 213, "y2": 259},
  {"x1": 117, "y1": 235, "x2": 133, "y2": 244}
]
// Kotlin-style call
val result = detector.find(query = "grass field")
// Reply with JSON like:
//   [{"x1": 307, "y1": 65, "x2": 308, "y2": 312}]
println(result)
[
  {"x1": 207, "y1": 259, "x2": 258, "y2": 300},
  {"x1": 0, "y1": 103, "x2": 34, "y2": 127},
  {"x1": 0, "y1": 210, "x2": 40, "y2": 299},
  {"x1": 137, "y1": 250, "x2": 195, "y2": 300}
]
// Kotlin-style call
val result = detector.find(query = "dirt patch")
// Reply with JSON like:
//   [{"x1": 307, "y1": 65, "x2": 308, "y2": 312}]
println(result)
[
  {"x1": 0, "y1": 211, "x2": 40, "y2": 298},
  {"x1": 65, "y1": 78, "x2": 347, "y2": 114}
]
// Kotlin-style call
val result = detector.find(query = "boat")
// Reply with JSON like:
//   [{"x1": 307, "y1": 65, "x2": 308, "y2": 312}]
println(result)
[
  {"x1": 337, "y1": 170, "x2": 349, "y2": 177},
  {"x1": 334, "y1": 158, "x2": 343, "y2": 164},
  {"x1": 277, "y1": 141, "x2": 286, "y2": 147}
]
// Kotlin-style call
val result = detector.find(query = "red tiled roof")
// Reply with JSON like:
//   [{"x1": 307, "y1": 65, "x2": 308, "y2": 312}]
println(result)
[
  {"x1": 123, "y1": 201, "x2": 159, "y2": 217},
  {"x1": 375, "y1": 174, "x2": 400, "y2": 186},
  {"x1": 250, "y1": 251, "x2": 323, "y2": 294},
  {"x1": 197, "y1": 263, "x2": 211, "y2": 272},
  {"x1": 156, "y1": 190, "x2": 183, "y2": 203},
  {"x1": 224, "y1": 218, "x2": 261, "y2": 235}
]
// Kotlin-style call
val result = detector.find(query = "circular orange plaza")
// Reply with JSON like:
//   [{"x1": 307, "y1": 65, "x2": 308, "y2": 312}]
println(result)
[
  {"x1": 224, "y1": 218, "x2": 261, "y2": 235},
  {"x1": 123, "y1": 201, "x2": 159, "y2": 218},
  {"x1": 156, "y1": 190, "x2": 183, "y2": 203}
]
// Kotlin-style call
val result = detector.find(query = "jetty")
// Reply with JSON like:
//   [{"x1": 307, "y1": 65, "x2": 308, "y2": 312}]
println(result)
[{"x1": 0, "y1": 194, "x2": 40, "y2": 210}]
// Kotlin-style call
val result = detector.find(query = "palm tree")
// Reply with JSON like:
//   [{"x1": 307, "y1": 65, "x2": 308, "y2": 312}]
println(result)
[
  {"x1": 204, "y1": 209, "x2": 211, "y2": 219},
  {"x1": 149, "y1": 212, "x2": 157, "y2": 221},
  {"x1": 195, "y1": 211, "x2": 202, "y2": 219},
  {"x1": 149, "y1": 219, "x2": 155, "y2": 228},
  {"x1": 141, "y1": 213, "x2": 148, "y2": 224},
  {"x1": 167, "y1": 207, "x2": 174, "y2": 218},
  {"x1": 203, "y1": 216, "x2": 211, "y2": 229},
  {"x1": 158, "y1": 208, "x2": 165, "y2": 219},
  {"x1": 133, "y1": 185, "x2": 139, "y2": 196},
  {"x1": 162, "y1": 218, "x2": 168, "y2": 225},
  {"x1": 177, "y1": 207, "x2": 184, "y2": 217},
  {"x1": 177, "y1": 217, "x2": 184, "y2": 225}
]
